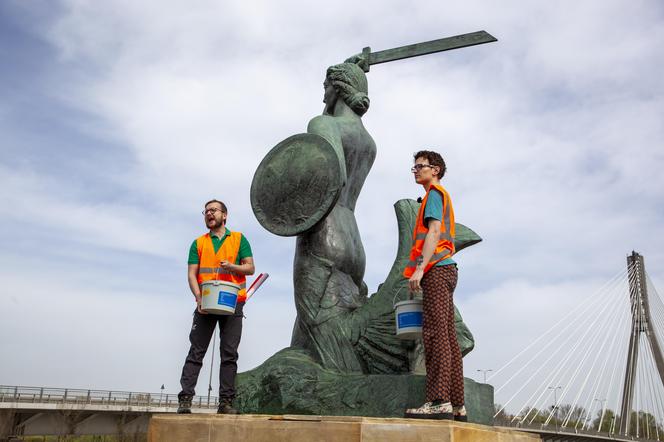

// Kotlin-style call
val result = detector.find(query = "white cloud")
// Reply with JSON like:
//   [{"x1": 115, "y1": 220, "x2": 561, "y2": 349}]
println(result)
[{"x1": 0, "y1": 165, "x2": 182, "y2": 258}]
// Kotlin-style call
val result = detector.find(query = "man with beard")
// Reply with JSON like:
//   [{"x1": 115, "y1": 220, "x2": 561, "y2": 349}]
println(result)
[{"x1": 177, "y1": 199, "x2": 255, "y2": 414}]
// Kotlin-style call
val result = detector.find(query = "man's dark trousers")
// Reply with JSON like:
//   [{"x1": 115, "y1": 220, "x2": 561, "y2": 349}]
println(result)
[{"x1": 179, "y1": 302, "x2": 244, "y2": 401}]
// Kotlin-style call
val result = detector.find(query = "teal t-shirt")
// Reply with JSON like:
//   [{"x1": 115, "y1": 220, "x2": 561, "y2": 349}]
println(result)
[
  {"x1": 423, "y1": 189, "x2": 456, "y2": 267},
  {"x1": 188, "y1": 228, "x2": 253, "y2": 265}
]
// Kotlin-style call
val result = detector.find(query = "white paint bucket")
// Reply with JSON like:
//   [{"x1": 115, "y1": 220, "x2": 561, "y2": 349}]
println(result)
[
  {"x1": 200, "y1": 281, "x2": 240, "y2": 315},
  {"x1": 394, "y1": 299, "x2": 423, "y2": 340}
]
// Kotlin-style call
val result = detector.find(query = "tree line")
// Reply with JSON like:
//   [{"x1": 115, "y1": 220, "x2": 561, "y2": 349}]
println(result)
[{"x1": 494, "y1": 403, "x2": 663, "y2": 439}]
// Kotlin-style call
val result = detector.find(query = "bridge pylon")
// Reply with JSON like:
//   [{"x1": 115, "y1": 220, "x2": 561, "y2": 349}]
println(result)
[{"x1": 619, "y1": 251, "x2": 664, "y2": 435}]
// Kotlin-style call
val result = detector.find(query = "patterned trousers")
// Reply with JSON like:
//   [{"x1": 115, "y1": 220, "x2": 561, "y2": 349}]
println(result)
[{"x1": 421, "y1": 265, "x2": 464, "y2": 405}]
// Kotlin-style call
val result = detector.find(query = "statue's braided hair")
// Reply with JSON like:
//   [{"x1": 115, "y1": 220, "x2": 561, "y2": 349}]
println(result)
[{"x1": 326, "y1": 62, "x2": 370, "y2": 116}]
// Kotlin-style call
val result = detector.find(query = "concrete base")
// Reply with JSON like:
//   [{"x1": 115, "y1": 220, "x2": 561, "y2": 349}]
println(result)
[{"x1": 148, "y1": 414, "x2": 541, "y2": 442}]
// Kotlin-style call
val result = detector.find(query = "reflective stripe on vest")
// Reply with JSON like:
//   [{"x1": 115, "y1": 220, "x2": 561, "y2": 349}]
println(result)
[
  {"x1": 196, "y1": 231, "x2": 248, "y2": 302},
  {"x1": 414, "y1": 232, "x2": 453, "y2": 241},
  {"x1": 199, "y1": 267, "x2": 235, "y2": 275},
  {"x1": 406, "y1": 250, "x2": 450, "y2": 268},
  {"x1": 403, "y1": 183, "x2": 456, "y2": 278}
]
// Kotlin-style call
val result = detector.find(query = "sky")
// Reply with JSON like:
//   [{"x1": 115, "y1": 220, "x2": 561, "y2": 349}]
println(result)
[{"x1": 1, "y1": 0, "x2": 664, "y2": 406}]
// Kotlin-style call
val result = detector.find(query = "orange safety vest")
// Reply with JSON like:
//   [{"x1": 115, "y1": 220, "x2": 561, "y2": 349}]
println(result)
[
  {"x1": 195, "y1": 231, "x2": 247, "y2": 302},
  {"x1": 403, "y1": 183, "x2": 456, "y2": 278}
]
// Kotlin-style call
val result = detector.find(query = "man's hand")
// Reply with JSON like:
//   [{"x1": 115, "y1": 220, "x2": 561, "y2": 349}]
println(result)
[
  {"x1": 195, "y1": 294, "x2": 207, "y2": 314},
  {"x1": 219, "y1": 260, "x2": 237, "y2": 274},
  {"x1": 409, "y1": 268, "x2": 424, "y2": 293},
  {"x1": 220, "y1": 258, "x2": 255, "y2": 276}
]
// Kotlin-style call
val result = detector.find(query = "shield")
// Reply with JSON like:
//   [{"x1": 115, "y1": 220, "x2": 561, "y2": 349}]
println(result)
[{"x1": 250, "y1": 133, "x2": 343, "y2": 237}]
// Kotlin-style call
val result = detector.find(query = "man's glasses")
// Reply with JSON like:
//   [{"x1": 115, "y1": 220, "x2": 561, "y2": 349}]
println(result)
[
  {"x1": 411, "y1": 164, "x2": 433, "y2": 172},
  {"x1": 202, "y1": 208, "x2": 224, "y2": 215}
]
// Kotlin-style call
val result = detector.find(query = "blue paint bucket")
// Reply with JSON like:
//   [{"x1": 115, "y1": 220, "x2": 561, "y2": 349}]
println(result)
[
  {"x1": 200, "y1": 281, "x2": 240, "y2": 315},
  {"x1": 394, "y1": 299, "x2": 423, "y2": 340}
]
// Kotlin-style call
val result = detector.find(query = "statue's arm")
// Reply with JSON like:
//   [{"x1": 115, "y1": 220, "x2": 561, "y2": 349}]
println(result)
[{"x1": 307, "y1": 115, "x2": 347, "y2": 185}]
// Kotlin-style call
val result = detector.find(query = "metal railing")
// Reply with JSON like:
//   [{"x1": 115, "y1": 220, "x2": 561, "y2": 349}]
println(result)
[
  {"x1": 497, "y1": 420, "x2": 650, "y2": 442},
  {"x1": 0, "y1": 385, "x2": 219, "y2": 409}
]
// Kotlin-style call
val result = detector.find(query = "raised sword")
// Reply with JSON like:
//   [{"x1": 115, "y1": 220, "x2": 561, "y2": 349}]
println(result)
[{"x1": 350, "y1": 30, "x2": 497, "y2": 72}]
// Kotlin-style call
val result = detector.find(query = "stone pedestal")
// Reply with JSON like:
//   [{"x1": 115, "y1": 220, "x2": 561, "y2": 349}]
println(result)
[
  {"x1": 148, "y1": 414, "x2": 540, "y2": 442},
  {"x1": 236, "y1": 348, "x2": 494, "y2": 425}
]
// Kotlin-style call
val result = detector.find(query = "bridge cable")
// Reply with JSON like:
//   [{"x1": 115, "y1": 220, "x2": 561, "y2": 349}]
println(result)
[
  {"x1": 600, "y1": 269, "x2": 640, "y2": 436},
  {"x1": 490, "y1": 268, "x2": 629, "y2": 384},
  {"x1": 592, "y1": 280, "x2": 632, "y2": 434},
  {"x1": 494, "y1": 268, "x2": 630, "y2": 420},
  {"x1": 557, "y1": 280, "x2": 627, "y2": 428},
  {"x1": 516, "y1": 279, "x2": 626, "y2": 425},
  {"x1": 494, "y1": 268, "x2": 628, "y2": 407},
  {"x1": 642, "y1": 327, "x2": 664, "y2": 440},
  {"x1": 644, "y1": 340, "x2": 658, "y2": 439},
  {"x1": 544, "y1": 273, "x2": 630, "y2": 427},
  {"x1": 647, "y1": 273, "x2": 664, "y2": 439},
  {"x1": 523, "y1": 273, "x2": 627, "y2": 426},
  {"x1": 579, "y1": 280, "x2": 632, "y2": 431},
  {"x1": 562, "y1": 279, "x2": 629, "y2": 429}
]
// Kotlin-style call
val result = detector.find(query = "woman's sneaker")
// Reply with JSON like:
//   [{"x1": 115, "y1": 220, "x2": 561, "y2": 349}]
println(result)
[
  {"x1": 404, "y1": 401, "x2": 453, "y2": 420},
  {"x1": 453, "y1": 405, "x2": 468, "y2": 422}
]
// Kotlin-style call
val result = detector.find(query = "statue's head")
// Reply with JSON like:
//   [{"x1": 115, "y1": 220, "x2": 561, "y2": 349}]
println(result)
[{"x1": 325, "y1": 62, "x2": 370, "y2": 116}]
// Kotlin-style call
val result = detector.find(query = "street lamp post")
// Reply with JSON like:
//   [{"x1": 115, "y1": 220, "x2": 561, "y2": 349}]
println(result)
[
  {"x1": 594, "y1": 398, "x2": 607, "y2": 431},
  {"x1": 477, "y1": 369, "x2": 493, "y2": 384},
  {"x1": 208, "y1": 328, "x2": 217, "y2": 406},
  {"x1": 548, "y1": 386, "x2": 562, "y2": 431}
]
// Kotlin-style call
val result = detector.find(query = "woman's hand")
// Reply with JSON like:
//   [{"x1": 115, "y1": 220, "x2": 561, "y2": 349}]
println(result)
[{"x1": 409, "y1": 268, "x2": 424, "y2": 293}]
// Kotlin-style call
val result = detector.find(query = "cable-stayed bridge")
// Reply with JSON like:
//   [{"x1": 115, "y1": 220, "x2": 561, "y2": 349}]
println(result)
[{"x1": 493, "y1": 251, "x2": 664, "y2": 441}]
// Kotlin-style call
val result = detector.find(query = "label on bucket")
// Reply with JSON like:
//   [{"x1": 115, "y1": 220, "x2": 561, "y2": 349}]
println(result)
[
  {"x1": 217, "y1": 291, "x2": 237, "y2": 308},
  {"x1": 398, "y1": 311, "x2": 423, "y2": 328}
]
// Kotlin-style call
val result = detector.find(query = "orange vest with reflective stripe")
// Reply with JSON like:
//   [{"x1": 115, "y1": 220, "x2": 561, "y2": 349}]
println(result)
[
  {"x1": 403, "y1": 183, "x2": 456, "y2": 278},
  {"x1": 196, "y1": 232, "x2": 247, "y2": 302}
]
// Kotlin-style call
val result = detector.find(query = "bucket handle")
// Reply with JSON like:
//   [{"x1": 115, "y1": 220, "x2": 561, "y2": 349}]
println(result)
[
  {"x1": 216, "y1": 261, "x2": 222, "y2": 281},
  {"x1": 392, "y1": 285, "x2": 414, "y2": 308}
]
